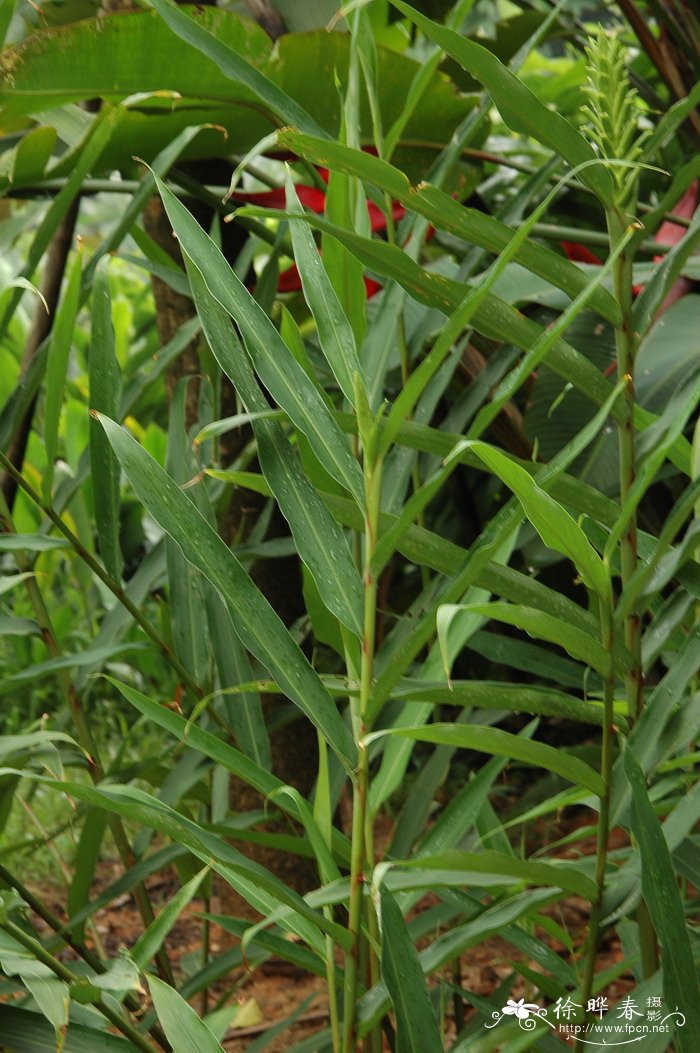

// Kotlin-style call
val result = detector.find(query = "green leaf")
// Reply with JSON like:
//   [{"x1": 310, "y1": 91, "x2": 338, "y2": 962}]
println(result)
[
  {"x1": 0, "y1": 1005, "x2": 140, "y2": 1053},
  {"x1": 148, "y1": 974, "x2": 225, "y2": 1053},
  {"x1": 0, "y1": 0, "x2": 16, "y2": 49},
  {"x1": 107, "y1": 678, "x2": 351, "y2": 869},
  {"x1": 390, "y1": 0, "x2": 613, "y2": 202},
  {"x1": 285, "y1": 175, "x2": 363, "y2": 405},
  {"x1": 456, "y1": 602, "x2": 612, "y2": 676},
  {"x1": 633, "y1": 219, "x2": 700, "y2": 336},
  {"x1": 0, "y1": 931, "x2": 69, "y2": 1042},
  {"x1": 205, "y1": 590, "x2": 270, "y2": 770},
  {"x1": 409, "y1": 754, "x2": 508, "y2": 861},
  {"x1": 188, "y1": 259, "x2": 364, "y2": 637},
  {"x1": 95, "y1": 416, "x2": 357, "y2": 771},
  {"x1": 0, "y1": 643, "x2": 145, "y2": 690},
  {"x1": 0, "y1": 535, "x2": 68, "y2": 551},
  {"x1": 131, "y1": 867, "x2": 209, "y2": 973},
  {"x1": 67, "y1": 809, "x2": 108, "y2": 941},
  {"x1": 453, "y1": 441, "x2": 609, "y2": 597},
  {"x1": 635, "y1": 295, "x2": 700, "y2": 414},
  {"x1": 204, "y1": 469, "x2": 271, "y2": 497},
  {"x1": 391, "y1": 849, "x2": 597, "y2": 899},
  {"x1": 379, "y1": 886, "x2": 443, "y2": 1053},
  {"x1": 154, "y1": 172, "x2": 364, "y2": 505},
  {"x1": 248, "y1": 200, "x2": 634, "y2": 440},
  {"x1": 394, "y1": 680, "x2": 609, "y2": 725},
  {"x1": 0, "y1": 615, "x2": 39, "y2": 636},
  {"x1": 366, "y1": 724, "x2": 604, "y2": 795},
  {"x1": 89, "y1": 263, "x2": 123, "y2": 582},
  {"x1": 86, "y1": 125, "x2": 210, "y2": 282},
  {"x1": 145, "y1": 0, "x2": 326, "y2": 137},
  {"x1": 4, "y1": 771, "x2": 347, "y2": 952},
  {"x1": 359, "y1": 888, "x2": 559, "y2": 1033},
  {"x1": 370, "y1": 384, "x2": 624, "y2": 712},
  {"x1": 43, "y1": 250, "x2": 82, "y2": 501},
  {"x1": 254, "y1": 134, "x2": 621, "y2": 323},
  {"x1": 0, "y1": 11, "x2": 477, "y2": 171},
  {"x1": 0, "y1": 572, "x2": 34, "y2": 597},
  {"x1": 165, "y1": 380, "x2": 209, "y2": 686},
  {"x1": 623, "y1": 747, "x2": 700, "y2": 1050}
]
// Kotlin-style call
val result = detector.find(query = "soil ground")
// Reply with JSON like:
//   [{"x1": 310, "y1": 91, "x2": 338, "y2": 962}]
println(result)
[{"x1": 11, "y1": 813, "x2": 647, "y2": 1052}]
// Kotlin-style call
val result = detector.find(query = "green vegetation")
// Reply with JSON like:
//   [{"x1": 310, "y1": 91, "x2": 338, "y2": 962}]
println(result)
[{"x1": 0, "y1": 1, "x2": 698, "y2": 1051}]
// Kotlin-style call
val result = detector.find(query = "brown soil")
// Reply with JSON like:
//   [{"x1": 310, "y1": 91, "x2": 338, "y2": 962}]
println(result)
[{"x1": 14, "y1": 811, "x2": 646, "y2": 1052}]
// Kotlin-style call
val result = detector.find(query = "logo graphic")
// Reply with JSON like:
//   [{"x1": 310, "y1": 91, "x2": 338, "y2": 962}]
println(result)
[{"x1": 485, "y1": 992, "x2": 686, "y2": 1046}]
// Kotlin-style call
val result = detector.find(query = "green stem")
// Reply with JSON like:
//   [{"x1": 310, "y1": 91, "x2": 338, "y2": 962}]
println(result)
[
  {"x1": 577, "y1": 590, "x2": 616, "y2": 1049},
  {"x1": 343, "y1": 750, "x2": 370, "y2": 1053},
  {"x1": 343, "y1": 457, "x2": 382, "y2": 1053},
  {"x1": 0, "y1": 919, "x2": 162, "y2": 1053},
  {"x1": 608, "y1": 210, "x2": 644, "y2": 724},
  {"x1": 607, "y1": 206, "x2": 659, "y2": 977},
  {"x1": 324, "y1": 921, "x2": 341, "y2": 1053}
]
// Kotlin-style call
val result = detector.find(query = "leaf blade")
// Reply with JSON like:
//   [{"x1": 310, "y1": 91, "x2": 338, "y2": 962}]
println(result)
[
  {"x1": 95, "y1": 415, "x2": 357, "y2": 771},
  {"x1": 379, "y1": 887, "x2": 443, "y2": 1053},
  {"x1": 367, "y1": 723, "x2": 604, "y2": 795}
]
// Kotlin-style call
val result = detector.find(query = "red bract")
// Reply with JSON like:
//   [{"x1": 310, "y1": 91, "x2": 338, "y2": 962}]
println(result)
[
  {"x1": 561, "y1": 241, "x2": 603, "y2": 266},
  {"x1": 562, "y1": 240, "x2": 643, "y2": 295},
  {"x1": 651, "y1": 182, "x2": 698, "y2": 315},
  {"x1": 277, "y1": 261, "x2": 382, "y2": 298},
  {"x1": 231, "y1": 163, "x2": 406, "y2": 298}
]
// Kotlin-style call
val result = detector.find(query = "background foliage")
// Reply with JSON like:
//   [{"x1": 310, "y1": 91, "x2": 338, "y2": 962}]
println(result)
[{"x1": 0, "y1": 1, "x2": 698, "y2": 1051}]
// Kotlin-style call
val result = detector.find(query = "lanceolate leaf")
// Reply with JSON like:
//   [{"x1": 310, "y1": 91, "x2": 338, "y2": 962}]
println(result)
[
  {"x1": 148, "y1": 975, "x2": 225, "y2": 1053},
  {"x1": 95, "y1": 416, "x2": 357, "y2": 771},
  {"x1": 153, "y1": 172, "x2": 364, "y2": 503},
  {"x1": 247, "y1": 203, "x2": 629, "y2": 435},
  {"x1": 187, "y1": 259, "x2": 364, "y2": 636},
  {"x1": 285, "y1": 175, "x2": 363, "y2": 404},
  {"x1": 371, "y1": 385, "x2": 624, "y2": 712},
  {"x1": 205, "y1": 590, "x2": 271, "y2": 770},
  {"x1": 89, "y1": 265, "x2": 124, "y2": 583},
  {"x1": 131, "y1": 868, "x2": 209, "y2": 973},
  {"x1": 165, "y1": 380, "x2": 209, "y2": 686},
  {"x1": 43, "y1": 251, "x2": 82, "y2": 501},
  {"x1": 106, "y1": 678, "x2": 351, "y2": 866},
  {"x1": 272, "y1": 131, "x2": 620, "y2": 323},
  {"x1": 379, "y1": 887, "x2": 443, "y2": 1053},
  {"x1": 366, "y1": 724, "x2": 604, "y2": 795},
  {"x1": 624, "y1": 747, "x2": 700, "y2": 1050},
  {"x1": 0, "y1": 106, "x2": 123, "y2": 338},
  {"x1": 453, "y1": 442, "x2": 609, "y2": 597},
  {"x1": 392, "y1": 850, "x2": 598, "y2": 899},
  {"x1": 457, "y1": 602, "x2": 612, "y2": 676},
  {"x1": 4, "y1": 771, "x2": 349, "y2": 951},
  {"x1": 394, "y1": 680, "x2": 608, "y2": 725},
  {"x1": 359, "y1": 888, "x2": 559, "y2": 1032}
]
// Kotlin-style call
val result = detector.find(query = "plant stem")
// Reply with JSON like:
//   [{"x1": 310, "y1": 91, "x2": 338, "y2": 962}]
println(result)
[
  {"x1": 0, "y1": 919, "x2": 162, "y2": 1053},
  {"x1": 343, "y1": 455, "x2": 381, "y2": 1053},
  {"x1": 577, "y1": 590, "x2": 616, "y2": 1050},
  {"x1": 608, "y1": 211, "x2": 644, "y2": 724},
  {"x1": 607, "y1": 207, "x2": 659, "y2": 977}
]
